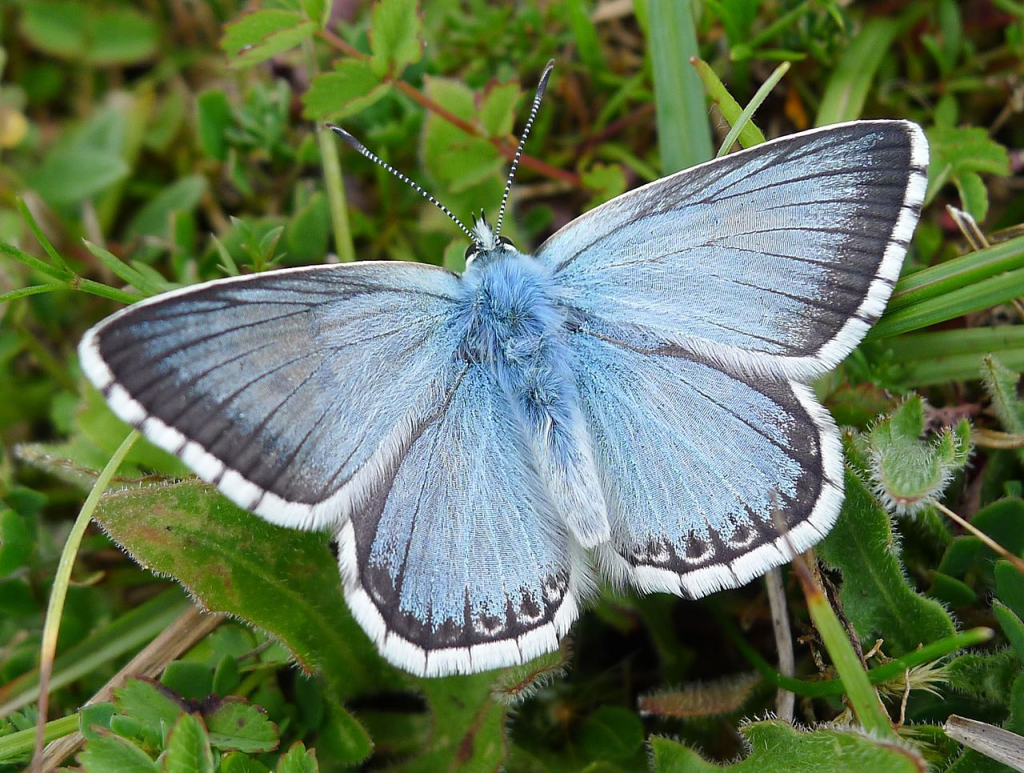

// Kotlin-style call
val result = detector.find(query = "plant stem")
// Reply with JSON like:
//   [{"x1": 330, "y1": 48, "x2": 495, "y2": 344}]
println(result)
[
  {"x1": 32, "y1": 432, "x2": 139, "y2": 770},
  {"x1": 304, "y1": 40, "x2": 356, "y2": 263}
]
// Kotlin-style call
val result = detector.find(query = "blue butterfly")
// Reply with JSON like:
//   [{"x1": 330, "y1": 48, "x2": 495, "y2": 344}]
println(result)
[{"x1": 79, "y1": 64, "x2": 928, "y2": 677}]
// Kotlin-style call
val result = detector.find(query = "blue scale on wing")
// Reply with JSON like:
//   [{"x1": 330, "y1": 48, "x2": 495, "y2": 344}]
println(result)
[
  {"x1": 354, "y1": 364, "x2": 574, "y2": 649},
  {"x1": 96, "y1": 264, "x2": 464, "y2": 506},
  {"x1": 574, "y1": 333, "x2": 822, "y2": 577}
]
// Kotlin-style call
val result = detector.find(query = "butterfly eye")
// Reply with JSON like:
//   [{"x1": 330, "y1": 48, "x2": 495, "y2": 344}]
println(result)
[
  {"x1": 498, "y1": 236, "x2": 515, "y2": 251},
  {"x1": 465, "y1": 244, "x2": 480, "y2": 263}
]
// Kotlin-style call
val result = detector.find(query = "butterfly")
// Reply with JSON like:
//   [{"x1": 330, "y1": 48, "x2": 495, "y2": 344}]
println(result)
[{"x1": 79, "y1": 63, "x2": 927, "y2": 677}]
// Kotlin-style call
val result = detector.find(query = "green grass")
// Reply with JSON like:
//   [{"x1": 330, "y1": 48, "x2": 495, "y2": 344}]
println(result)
[{"x1": 2, "y1": 0, "x2": 1024, "y2": 770}]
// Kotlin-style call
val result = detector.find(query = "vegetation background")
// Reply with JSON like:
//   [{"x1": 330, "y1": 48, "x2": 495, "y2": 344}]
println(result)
[{"x1": 1, "y1": 0, "x2": 1024, "y2": 770}]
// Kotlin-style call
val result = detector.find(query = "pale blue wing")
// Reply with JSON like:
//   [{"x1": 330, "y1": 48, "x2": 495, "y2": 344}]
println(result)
[
  {"x1": 538, "y1": 121, "x2": 928, "y2": 378},
  {"x1": 574, "y1": 333, "x2": 843, "y2": 596},
  {"x1": 337, "y1": 363, "x2": 585, "y2": 676},
  {"x1": 79, "y1": 263, "x2": 464, "y2": 530}
]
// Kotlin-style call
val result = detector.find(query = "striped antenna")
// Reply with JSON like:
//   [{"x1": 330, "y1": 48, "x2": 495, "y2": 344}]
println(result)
[
  {"x1": 495, "y1": 60, "x2": 555, "y2": 238},
  {"x1": 326, "y1": 123, "x2": 475, "y2": 242}
]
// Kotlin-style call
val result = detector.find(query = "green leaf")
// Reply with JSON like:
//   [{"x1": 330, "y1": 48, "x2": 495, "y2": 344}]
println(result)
[
  {"x1": 856, "y1": 396, "x2": 971, "y2": 515},
  {"x1": 163, "y1": 713, "x2": 214, "y2": 773},
  {"x1": 996, "y1": 561, "x2": 1024, "y2": 619},
  {"x1": 222, "y1": 753, "x2": 272, "y2": 773},
  {"x1": 126, "y1": 175, "x2": 208, "y2": 241},
  {"x1": 302, "y1": 59, "x2": 390, "y2": 121},
  {"x1": 409, "y1": 673, "x2": 507, "y2": 770},
  {"x1": 582, "y1": 163, "x2": 628, "y2": 209},
  {"x1": 301, "y1": 0, "x2": 331, "y2": 29},
  {"x1": 221, "y1": 10, "x2": 315, "y2": 69},
  {"x1": 77, "y1": 729, "x2": 158, "y2": 772},
  {"x1": 19, "y1": 1, "x2": 158, "y2": 65},
  {"x1": 947, "y1": 671, "x2": 1024, "y2": 772},
  {"x1": 314, "y1": 700, "x2": 372, "y2": 765},
  {"x1": 478, "y1": 82, "x2": 521, "y2": 137},
  {"x1": 926, "y1": 126, "x2": 1010, "y2": 215},
  {"x1": 994, "y1": 601, "x2": 1024, "y2": 661},
  {"x1": 938, "y1": 499, "x2": 1024, "y2": 581},
  {"x1": 84, "y1": 7, "x2": 160, "y2": 66},
  {"x1": 204, "y1": 698, "x2": 279, "y2": 754},
  {"x1": 28, "y1": 147, "x2": 130, "y2": 206},
  {"x1": 0, "y1": 508, "x2": 33, "y2": 577},
  {"x1": 818, "y1": 470, "x2": 957, "y2": 656},
  {"x1": 578, "y1": 706, "x2": 644, "y2": 761},
  {"x1": 945, "y1": 648, "x2": 1020, "y2": 705},
  {"x1": 92, "y1": 480, "x2": 393, "y2": 698},
  {"x1": 691, "y1": 58, "x2": 766, "y2": 149},
  {"x1": 196, "y1": 90, "x2": 232, "y2": 161},
  {"x1": 275, "y1": 742, "x2": 318, "y2": 773},
  {"x1": 648, "y1": 0, "x2": 713, "y2": 172},
  {"x1": 421, "y1": 77, "x2": 504, "y2": 195},
  {"x1": 369, "y1": 0, "x2": 422, "y2": 78},
  {"x1": 650, "y1": 721, "x2": 926, "y2": 771},
  {"x1": 113, "y1": 678, "x2": 188, "y2": 738},
  {"x1": 816, "y1": 18, "x2": 898, "y2": 125},
  {"x1": 161, "y1": 661, "x2": 213, "y2": 701}
]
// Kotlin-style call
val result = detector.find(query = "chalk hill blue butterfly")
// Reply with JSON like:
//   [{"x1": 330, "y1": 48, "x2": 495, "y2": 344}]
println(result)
[{"x1": 80, "y1": 65, "x2": 928, "y2": 677}]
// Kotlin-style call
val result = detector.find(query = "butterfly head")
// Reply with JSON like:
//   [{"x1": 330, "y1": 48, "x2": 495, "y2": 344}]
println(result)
[{"x1": 466, "y1": 210, "x2": 517, "y2": 267}]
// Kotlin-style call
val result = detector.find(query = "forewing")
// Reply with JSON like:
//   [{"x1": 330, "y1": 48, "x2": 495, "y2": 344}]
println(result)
[
  {"x1": 538, "y1": 121, "x2": 927, "y2": 378},
  {"x1": 79, "y1": 263, "x2": 463, "y2": 530},
  {"x1": 338, "y1": 363, "x2": 586, "y2": 676},
  {"x1": 574, "y1": 333, "x2": 842, "y2": 596}
]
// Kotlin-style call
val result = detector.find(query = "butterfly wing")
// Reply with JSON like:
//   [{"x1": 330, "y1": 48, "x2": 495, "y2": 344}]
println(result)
[
  {"x1": 538, "y1": 120, "x2": 928, "y2": 379},
  {"x1": 575, "y1": 333, "x2": 840, "y2": 595},
  {"x1": 338, "y1": 362, "x2": 585, "y2": 676},
  {"x1": 79, "y1": 263, "x2": 464, "y2": 531}
]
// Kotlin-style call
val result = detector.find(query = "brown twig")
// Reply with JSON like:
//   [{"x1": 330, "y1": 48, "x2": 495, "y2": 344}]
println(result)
[{"x1": 314, "y1": 29, "x2": 582, "y2": 187}]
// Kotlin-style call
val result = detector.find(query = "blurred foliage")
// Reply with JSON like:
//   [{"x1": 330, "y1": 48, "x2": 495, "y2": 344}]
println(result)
[{"x1": 2, "y1": 0, "x2": 1024, "y2": 770}]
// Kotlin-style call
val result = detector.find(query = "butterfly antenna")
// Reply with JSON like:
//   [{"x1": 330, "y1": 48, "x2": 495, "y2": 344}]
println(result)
[
  {"x1": 495, "y1": 60, "x2": 555, "y2": 238},
  {"x1": 326, "y1": 123, "x2": 475, "y2": 242}
]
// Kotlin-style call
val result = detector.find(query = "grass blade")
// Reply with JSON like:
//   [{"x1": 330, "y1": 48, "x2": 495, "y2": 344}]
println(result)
[{"x1": 648, "y1": 0, "x2": 712, "y2": 172}]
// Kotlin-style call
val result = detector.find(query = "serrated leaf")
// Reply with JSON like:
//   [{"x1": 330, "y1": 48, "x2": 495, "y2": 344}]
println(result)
[
  {"x1": 578, "y1": 706, "x2": 644, "y2": 761},
  {"x1": 164, "y1": 713, "x2": 214, "y2": 773},
  {"x1": 302, "y1": 59, "x2": 389, "y2": 121},
  {"x1": 276, "y1": 742, "x2": 318, "y2": 773},
  {"x1": 818, "y1": 469, "x2": 957, "y2": 655},
  {"x1": 478, "y1": 82, "x2": 521, "y2": 137},
  {"x1": 221, "y1": 10, "x2": 315, "y2": 69},
  {"x1": 113, "y1": 678, "x2": 188, "y2": 737},
  {"x1": 77, "y1": 729, "x2": 159, "y2": 772},
  {"x1": 92, "y1": 479, "x2": 392, "y2": 698},
  {"x1": 650, "y1": 721, "x2": 926, "y2": 771},
  {"x1": 582, "y1": 163, "x2": 628, "y2": 209},
  {"x1": 369, "y1": 0, "x2": 422, "y2": 77},
  {"x1": 421, "y1": 77, "x2": 504, "y2": 195},
  {"x1": 205, "y1": 698, "x2": 279, "y2": 754},
  {"x1": 926, "y1": 126, "x2": 1010, "y2": 212}
]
